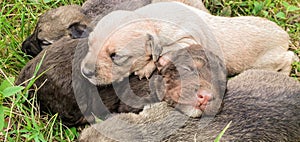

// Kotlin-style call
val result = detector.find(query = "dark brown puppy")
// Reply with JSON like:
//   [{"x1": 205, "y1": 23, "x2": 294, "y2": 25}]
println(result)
[{"x1": 79, "y1": 70, "x2": 300, "y2": 142}]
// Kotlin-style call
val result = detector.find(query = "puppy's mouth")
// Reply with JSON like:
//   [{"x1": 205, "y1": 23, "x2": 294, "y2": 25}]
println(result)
[{"x1": 193, "y1": 102, "x2": 208, "y2": 112}]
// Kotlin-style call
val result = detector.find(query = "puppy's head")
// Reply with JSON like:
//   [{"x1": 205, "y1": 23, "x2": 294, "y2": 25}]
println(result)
[
  {"x1": 81, "y1": 20, "x2": 162, "y2": 85},
  {"x1": 21, "y1": 5, "x2": 91, "y2": 57},
  {"x1": 153, "y1": 44, "x2": 226, "y2": 117}
]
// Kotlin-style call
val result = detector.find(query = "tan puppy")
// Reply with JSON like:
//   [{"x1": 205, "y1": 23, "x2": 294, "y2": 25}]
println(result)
[{"x1": 81, "y1": 2, "x2": 297, "y2": 86}]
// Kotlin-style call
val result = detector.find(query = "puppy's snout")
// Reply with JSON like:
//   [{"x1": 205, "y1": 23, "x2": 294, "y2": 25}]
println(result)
[
  {"x1": 21, "y1": 36, "x2": 42, "y2": 57},
  {"x1": 81, "y1": 64, "x2": 95, "y2": 78},
  {"x1": 196, "y1": 89, "x2": 213, "y2": 110}
]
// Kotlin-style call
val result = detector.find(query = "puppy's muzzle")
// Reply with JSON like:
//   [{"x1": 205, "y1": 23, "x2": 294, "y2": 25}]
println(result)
[
  {"x1": 81, "y1": 63, "x2": 95, "y2": 79},
  {"x1": 21, "y1": 35, "x2": 43, "y2": 57}
]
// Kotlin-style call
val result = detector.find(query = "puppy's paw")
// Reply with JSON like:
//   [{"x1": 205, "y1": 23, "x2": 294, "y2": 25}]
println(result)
[{"x1": 134, "y1": 61, "x2": 156, "y2": 79}]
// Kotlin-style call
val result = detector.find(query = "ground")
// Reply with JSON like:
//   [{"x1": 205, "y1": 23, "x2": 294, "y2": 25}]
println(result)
[{"x1": 0, "y1": 0, "x2": 299, "y2": 141}]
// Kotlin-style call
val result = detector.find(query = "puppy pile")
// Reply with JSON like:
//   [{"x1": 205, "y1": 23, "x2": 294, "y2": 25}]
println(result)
[{"x1": 17, "y1": 0, "x2": 299, "y2": 141}]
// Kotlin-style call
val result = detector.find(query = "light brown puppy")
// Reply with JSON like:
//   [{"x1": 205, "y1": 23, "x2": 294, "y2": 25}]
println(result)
[
  {"x1": 81, "y1": 2, "x2": 298, "y2": 86},
  {"x1": 79, "y1": 70, "x2": 300, "y2": 142}
]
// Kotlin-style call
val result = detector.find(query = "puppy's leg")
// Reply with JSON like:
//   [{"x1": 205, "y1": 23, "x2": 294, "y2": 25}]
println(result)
[
  {"x1": 276, "y1": 51, "x2": 299, "y2": 74},
  {"x1": 252, "y1": 48, "x2": 298, "y2": 75}
]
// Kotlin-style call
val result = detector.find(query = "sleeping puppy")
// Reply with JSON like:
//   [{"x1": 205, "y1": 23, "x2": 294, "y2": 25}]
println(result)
[
  {"x1": 153, "y1": 44, "x2": 226, "y2": 117},
  {"x1": 81, "y1": 2, "x2": 298, "y2": 87},
  {"x1": 79, "y1": 70, "x2": 300, "y2": 142}
]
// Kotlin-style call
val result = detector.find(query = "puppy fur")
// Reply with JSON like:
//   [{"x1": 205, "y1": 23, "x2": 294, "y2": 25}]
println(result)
[
  {"x1": 16, "y1": 36, "x2": 157, "y2": 126},
  {"x1": 79, "y1": 70, "x2": 300, "y2": 142},
  {"x1": 17, "y1": 0, "x2": 210, "y2": 126},
  {"x1": 22, "y1": 0, "x2": 208, "y2": 57},
  {"x1": 17, "y1": 1, "x2": 172, "y2": 125},
  {"x1": 154, "y1": 44, "x2": 227, "y2": 117},
  {"x1": 82, "y1": 0, "x2": 208, "y2": 18},
  {"x1": 81, "y1": 2, "x2": 297, "y2": 86}
]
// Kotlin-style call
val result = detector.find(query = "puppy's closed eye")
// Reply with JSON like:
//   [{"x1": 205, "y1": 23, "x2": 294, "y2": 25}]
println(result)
[
  {"x1": 110, "y1": 53, "x2": 131, "y2": 66},
  {"x1": 38, "y1": 39, "x2": 52, "y2": 47}
]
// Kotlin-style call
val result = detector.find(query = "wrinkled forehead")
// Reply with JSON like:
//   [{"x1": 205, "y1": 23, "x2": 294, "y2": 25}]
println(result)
[
  {"x1": 89, "y1": 21, "x2": 154, "y2": 48},
  {"x1": 165, "y1": 46, "x2": 207, "y2": 67},
  {"x1": 88, "y1": 10, "x2": 154, "y2": 52}
]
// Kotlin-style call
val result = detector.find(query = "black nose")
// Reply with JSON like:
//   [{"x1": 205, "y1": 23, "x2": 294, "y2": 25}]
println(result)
[
  {"x1": 21, "y1": 36, "x2": 42, "y2": 57},
  {"x1": 81, "y1": 67, "x2": 95, "y2": 78}
]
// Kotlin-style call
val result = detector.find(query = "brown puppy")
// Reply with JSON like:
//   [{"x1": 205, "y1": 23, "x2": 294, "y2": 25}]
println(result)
[
  {"x1": 81, "y1": 2, "x2": 297, "y2": 86},
  {"x1": 21, "y1": 5, "x2": 91, "y2": 57},
  {"x1": 153, "y1": 44, "x2": 226, "y2": 117},
  {"x1": 79, "y1": 70, "x2": 300, "y2": 142}
]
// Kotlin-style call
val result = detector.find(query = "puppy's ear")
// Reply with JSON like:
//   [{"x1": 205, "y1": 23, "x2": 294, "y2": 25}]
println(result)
[
  {"x1": 68, "y1": 23, "x2": 88, "y2": 38},
  {"x1": 146, "y1": 33, "x2": 162, "y2": 62}
]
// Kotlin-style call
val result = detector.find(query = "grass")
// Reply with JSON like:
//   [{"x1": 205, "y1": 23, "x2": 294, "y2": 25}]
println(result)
[{"x1": 0, "y1": 0, "x2": 299, "y2": 141}]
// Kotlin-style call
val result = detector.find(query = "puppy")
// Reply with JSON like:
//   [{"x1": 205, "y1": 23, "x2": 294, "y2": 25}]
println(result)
[
  {"x1": 154, "y1": 44, "x2": 227, "y2": 117},
  {"x1": 79, "y1": 70, "x2": 300, "y2": 142},
  {"x1": 81, "y1": 2, "x2": 297, "y2": 86}
]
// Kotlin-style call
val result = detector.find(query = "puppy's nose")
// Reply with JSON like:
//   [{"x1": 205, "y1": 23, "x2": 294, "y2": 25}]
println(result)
[{"x1": 81, "y1": 67, "x2": 95, "y2": 78}]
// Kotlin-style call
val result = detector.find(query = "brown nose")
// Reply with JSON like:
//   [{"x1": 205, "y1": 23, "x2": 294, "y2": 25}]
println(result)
[{"x1": 81, "y1": 66, "x2": 95, "y2": 78}]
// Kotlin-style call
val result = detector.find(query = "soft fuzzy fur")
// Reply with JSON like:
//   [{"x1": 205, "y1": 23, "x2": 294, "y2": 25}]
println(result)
[
  {"x1": 21, "y1": 0, "x2": 208, "y2": 57},
  {"x1": 16, "y1": 37, "x2": 156, "y2": 126},
  {"x1": 79, "y1": 70, "x2": 300, "y2": 141},
  {"x1": 153, "y1": 44, "x2": 227, "y2": 117},
  {"x1": 17, "y1": 0, "x2": 210, "y2": 126},
  {"x1": 81, "y1": 2, "x2": 297, "y2": 86}
]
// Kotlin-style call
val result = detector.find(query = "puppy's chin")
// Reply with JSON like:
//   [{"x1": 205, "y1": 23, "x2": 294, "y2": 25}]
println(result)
[
  {"x1": 85, "y1": 76, "x2": 100, "y2": 85},
  {"x1": 176, "y1": 104, "x2": 203, "y2": 118},
  {"x1": 82, "y1": 75, "x2": 112, "y2": 86}
]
